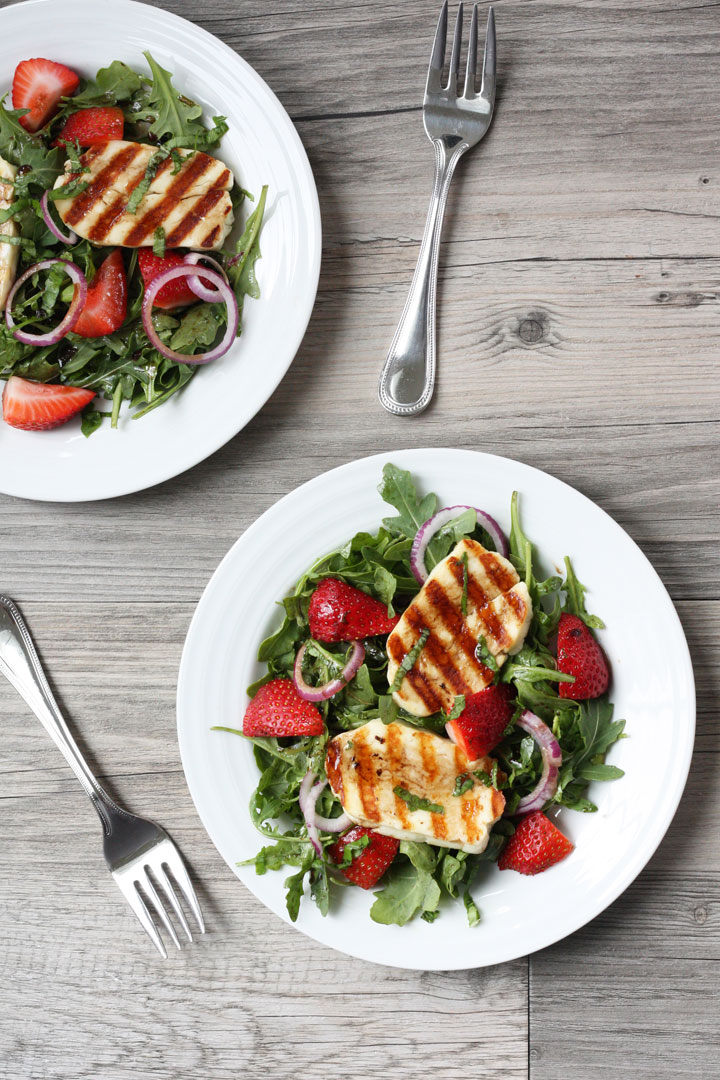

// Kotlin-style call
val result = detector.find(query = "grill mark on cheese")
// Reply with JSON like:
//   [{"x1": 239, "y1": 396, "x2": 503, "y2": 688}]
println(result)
[
  {"x1": 386, "y1": 723, "x2": 411, "y2": 827},
  {"x1": 351, "y1": 726, "x2": 380, "y2": 821},
  {"x1": 121, "y1": 153, "x2": 223, "y2": 245},
  {"x1": 63, "y1": 143, "x2": 144, "y2": 225},
  {"x1": 418, "y1": 732, "x2": 447, "y2": 839},
  {"x1": 476, "y1": 599, "x2": 512, "y2": 650},
  {"x1": 85, "y1": 155, "x2": 176, "y2": 242},
  {"x1": 478, "y1": 550, "x2": 518, "y2": 592},
  {"x1": 422, "y1": 578, "x2": 488, "y2": 670},
  {"x1": 164, "y1": 188, "x2": 228, "y2": 247},
  {"x1": 461, "y1": 798, "x2": 479, "y2": 845},
  {"x1": 325, "y1": 740, "x2": 343, "y2": 802},
  {"x1": 402, "y1": 603, "x2": 469, "y2": 694}
]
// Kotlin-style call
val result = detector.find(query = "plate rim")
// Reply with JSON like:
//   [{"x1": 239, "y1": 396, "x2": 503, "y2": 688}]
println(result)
[
  {"x1": 0, "y1": 0, "x2": 322, "y2": 503},
  {"x1": 177, "y1": 448, "x2": 696, "y2": 969}
]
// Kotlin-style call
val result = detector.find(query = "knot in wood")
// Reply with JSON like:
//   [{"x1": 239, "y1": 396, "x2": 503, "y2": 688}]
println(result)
[
  {"x1": 518, "y1": 317, "x2": 544, "y2": 344},
  {"x1": 693, "y1": 905, "x2": 708, "y2": 925}
]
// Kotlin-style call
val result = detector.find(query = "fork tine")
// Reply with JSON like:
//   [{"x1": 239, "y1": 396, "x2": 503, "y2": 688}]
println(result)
[
  {"x1": 161, "y1": 846, "x2": 205, "y2": 934},
  {"x1": 155, "y1": 864, "x2": 193, "y2": 943},
  {"x1": 115, "y1": 874, "x2": 167, "y2": 958},
  {"x1": 139, "y1": 868, "x2": 181, "y2": 951},
  {"x1": 425, "y1": 0, "x2": 448, "y2": 96},
  {"x1": 480, "y1": 6, "x2": 496, "y2": 106},
  {"x1": 446, "y1": 2, "x2": 464, "y2": 92},
  {"x1": 463, "y1": 4, "x2": 479, "y2": 97}
]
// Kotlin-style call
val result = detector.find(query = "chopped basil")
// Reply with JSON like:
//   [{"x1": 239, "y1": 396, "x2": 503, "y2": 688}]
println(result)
[
  {"x1": 475, "y1": 635, "x2": 499, "y2": 672},
  {"x1": 153, "y1": 225, "x2": 166, "y2": 258},
  {"x1": 460, "y1": 551, "x2": 469, "y2": 616},
  {"x1": 453, "y1": 774, "x2": 474, "y2": 797},
  {"x1": 394, "y1": 786, "x2": 444, "y2": 815},
  {"x1": 389, "y1": 627, "x2": 429, "y2": 693}
]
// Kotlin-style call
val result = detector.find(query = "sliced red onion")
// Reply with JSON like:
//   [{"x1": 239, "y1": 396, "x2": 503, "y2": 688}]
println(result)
[
  {"x1": 515, "y1": 709, "x2": 563, "y2": 816},
  {"x1": 410, "y1": 505, "x2": 509, "y2": 584},
  {"x1": 6, "y1": 259, "x2": 87, "y2": 345},
  {"x1": 40, "y1": 190, "x2": 77, "y2": 245},
  {"x1": 183, "y1": 252, "x2": 228, "y2": 302},
  {"x1": 299, "y1": 771, "x2": 323, "y2": 855},
  {"x1": 299, "y1": 771, "x2": 352, "y2": 849},
  {"x1": 141, "y1": 264, "x2": 238, "y2": 364},
  {"x1": 293, "y1": 640, "x2": 365, "y2": 703}
]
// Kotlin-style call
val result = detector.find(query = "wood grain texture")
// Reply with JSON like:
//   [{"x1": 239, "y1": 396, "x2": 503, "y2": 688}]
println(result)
[{"x1": 0, "y1": 0, "x2": 718, "y2": 1078}]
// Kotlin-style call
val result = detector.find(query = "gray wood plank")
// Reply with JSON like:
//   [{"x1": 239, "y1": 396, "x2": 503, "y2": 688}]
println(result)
[{"x1": 0, "y1": 0, "x2": 718, "y2": 1076}]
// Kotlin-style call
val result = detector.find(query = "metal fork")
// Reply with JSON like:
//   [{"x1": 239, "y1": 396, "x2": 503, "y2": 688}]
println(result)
[
  {"x1": 0, "y1": 595, "x2": 204, "y2": 958},
  {"x1": 378, "y1": 1, "x2": 496, "y2": 416}
]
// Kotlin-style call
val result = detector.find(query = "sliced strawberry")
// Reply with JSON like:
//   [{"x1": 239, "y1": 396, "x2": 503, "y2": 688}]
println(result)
[
  {"x1": 12, "y1": 58, "x2": 79, "y2": 133},
  {"x1": 243, "y1": 678, "x2": 323, "y2": 738},
  {"x1": 557, "y1": 613, "x2": 610, "y2": 700},
  {"x1": 498, "y1": 811, "x2": 574, "y2": 875},
  {"x1": 54, "y1": 106, "x2": 124, "y2": 147},
  {"x1": 308, "y1": 578, "x2": 400, "y2": 643},
  {"x1": 73, "y1": 250, "x2": 127, "y2": 338},
  {"x1": 446, "y1": 684, "x2": 515, "y2": 763},
  {"x1": 328, "y1": 826, "x2": 399, "y2": 889},
  {"x1": 2, "y1": 376, "x2": 95, "y2": 431},
  {"x1": 138, "y1": 249, "x2": 198, "y2": 311}
]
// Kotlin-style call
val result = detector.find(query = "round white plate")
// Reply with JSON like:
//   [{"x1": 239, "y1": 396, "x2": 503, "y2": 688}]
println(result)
[
  {"x1": 177, "y1": 449, "x2": 695, "y2": 970},
  {"x1": 0, "y1": 0, "x2": 321, "y2": 502}
]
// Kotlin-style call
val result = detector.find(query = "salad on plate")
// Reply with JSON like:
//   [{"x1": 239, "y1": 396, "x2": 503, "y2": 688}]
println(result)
[
  {"x1": 0, "y1": 53, "x2": 265, "y2": 434},
  {"x1": 216, "y1": 464, "x2": 626, "y2": 927}
]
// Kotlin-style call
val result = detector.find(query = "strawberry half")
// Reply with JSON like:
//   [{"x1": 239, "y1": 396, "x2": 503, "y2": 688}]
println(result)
[
  {"x1": 12, "y1": 58, "x2": 79, "y2": 132},
  {"x1": 243, "y1": 678, "x2": 324, "y2": 738},
  {"x1": 328, "y1": 826, "x2": 399, "y2": 889},
  {"x1": 446, "y1": 684, "x2": 515, "y2": 763},
  {"x1": 308, "y1": 578, "x2": 400, "y2": 643},
  {"x1": 138, "y1": 250, "x2": 199, "y2": 311},
  {"x1": 54, "y1": 105, "x2": 124, "y2": 147},
  {"x1": 73, "y1": 250, "x2": 128, "y2": 338},
  {"x1": 557, "y1": 613, "x2": 610, "y2": 700},
  {"x1": 498, "y1": 811, "x2": 574, "y2": 875},
  {"x1": 2, "y1": 376, "x2": 95, "y2": 431}
]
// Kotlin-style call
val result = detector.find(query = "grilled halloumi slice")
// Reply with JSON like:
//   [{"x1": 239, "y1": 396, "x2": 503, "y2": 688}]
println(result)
[
  {"x1": 387, "y1": 538, "x2": 533, "y2": 716},
  {"x1": 326, "y1": 719, "x2": 505, "y2": 854},
  {"x1": 52, "y1": 141, "x2": 234, "y2": 250},
  {"x1": 0, "y1": 155, "x2": 19, "y2": 310}
]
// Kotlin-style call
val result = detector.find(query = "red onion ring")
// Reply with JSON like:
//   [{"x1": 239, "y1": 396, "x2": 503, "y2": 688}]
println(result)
[
  {"x1": 141, "y1": 264, "x2": 238, "y2": 364},
  {"x1": 293, "y1": 640, "x2": 365, "y2": 702},
  {"x1": 183, "y1": 252, "x2": 228, "y2": 302},
  {"x1": 514, "y1": 709, "x2": 563, "y2": 816},
  {"x1": 299, "y1": 771, "x2": 352, "y2": 849},
  {"x1": 40, "y1": 190, "x2": 77, "y2": 245},
  {"x1": 6, "y1": 259, "x2": 87, "y2": 345},
  {"x1": 410, "y1": 505, "x2": 509, "y2": 584}
]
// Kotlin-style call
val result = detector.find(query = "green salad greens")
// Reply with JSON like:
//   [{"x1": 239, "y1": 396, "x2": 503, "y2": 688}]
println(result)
[
  {"x1": 0, "y1": 54, "x2": 265, "y2": 433},
  {"x1": 216, "y1": 464, "x2": 625, "y2": 927}
]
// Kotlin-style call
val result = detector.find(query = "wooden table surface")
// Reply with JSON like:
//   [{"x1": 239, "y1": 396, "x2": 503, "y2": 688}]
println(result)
[{"x1": 1, "y1": 1, "x2": 718, "y2": 1077}]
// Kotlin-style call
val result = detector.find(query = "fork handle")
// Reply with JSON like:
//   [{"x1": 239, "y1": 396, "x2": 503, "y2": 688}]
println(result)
[
  {"x1": 0, "y1": 595, "x2": 121, "y2": 833},
  {"x1": 378, "y1": 138, "x2": 467, "y2": 415}
]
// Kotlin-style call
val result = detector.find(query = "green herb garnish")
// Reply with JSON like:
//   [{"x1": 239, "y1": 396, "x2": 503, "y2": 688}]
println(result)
[
  {"x1": 390, "y1": 628, "x2": 429, "y2": 694},
  {"x1": 394, "y1": 786, "x2": 444, "y2": 815}
]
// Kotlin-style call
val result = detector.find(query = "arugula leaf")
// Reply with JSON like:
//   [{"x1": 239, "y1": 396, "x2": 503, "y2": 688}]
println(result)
[
  {"x1": 285, "y1": 850, "x2": 313, "y2": 922},
  {"x1": 227, "y1": 185, "x2": 267, "y2": 305},
  {"x1": 143, "y1": 51, "x2": 203, "y2": 140},
  {"x1": 379, "y1": 463, "x2": 438, "y2": 543},
  {"x1": 578, "y1": 763, "x2": 625, "y2": 782},
  {"x1": 73, "y1": 60, "x2": 145, "y2": 105},
  {"x1": 563, "y1": 556, "x2": 606, "y2": 629},
  {"x1": 81, "y1": 408, "x2": 105, "y2": 438},
  {"x1": 394, "y1": 786, "x2": 444, "y2": 814},
  {"x1": 169, "y1": 304, "x2": 221, "y2": 354},
  {"x1": 370, "y1": 862, "x2": 441, "y2": 926},
  {"x1": 0, "y1": 97, "x2": 63, "y2": 188},
  {"x1": 399, "y1": 839, "x2": 438, "y2": 873}
]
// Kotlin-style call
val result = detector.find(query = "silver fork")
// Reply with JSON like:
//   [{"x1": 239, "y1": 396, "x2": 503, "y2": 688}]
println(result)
[
  {"x1": 378, "y1": 1, "x2": 496, "y2": 416},
  {"x1": 0, "y1": 595, "x2": 204, "y2": 958}
]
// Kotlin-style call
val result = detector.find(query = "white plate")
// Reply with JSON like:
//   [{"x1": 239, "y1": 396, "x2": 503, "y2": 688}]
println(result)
[
  {"x1": 0, "y1": 0, "x2": 320, "y2": 502},
  {"x1": 177, "y1": 449, "x2": 695, "y2": 970}
]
